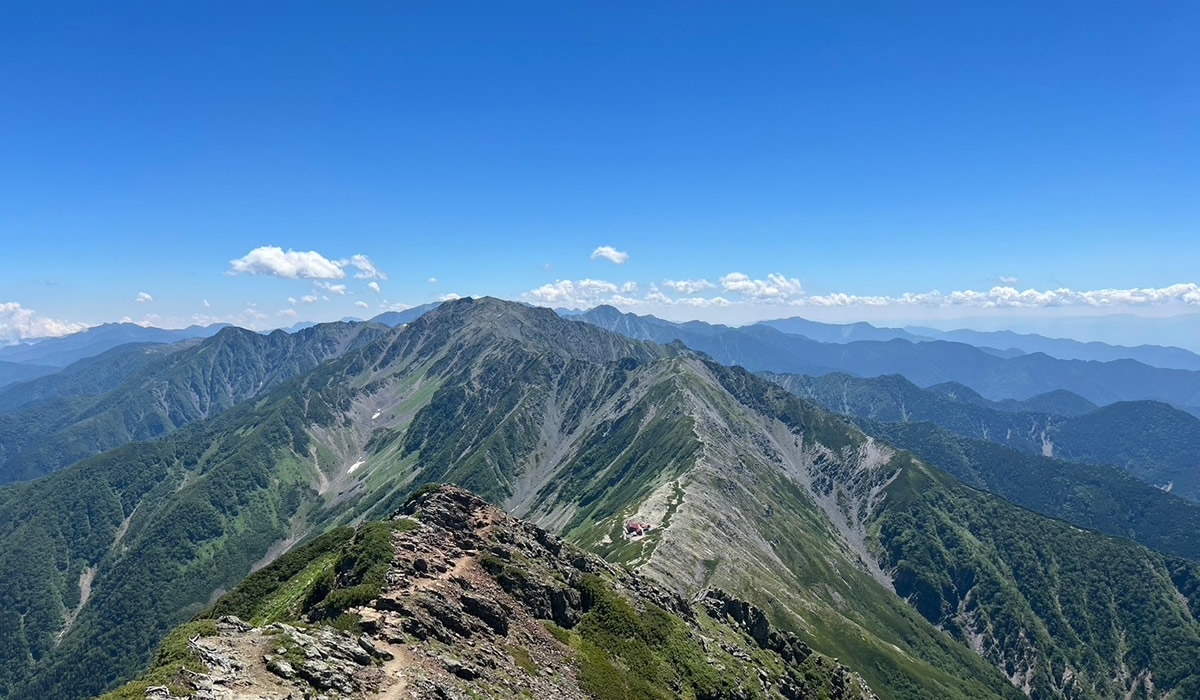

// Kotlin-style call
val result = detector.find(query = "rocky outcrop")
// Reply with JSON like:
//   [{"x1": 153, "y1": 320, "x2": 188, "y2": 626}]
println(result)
[
  {"x1": 125, "y1": 485, "x2": 878, "y2": 699},
  {"x1": 140, "y1": 616, "x2": 397, "y2": 699},
  {"x1": 700, "y1": 589, "x2": 874, "y2": 700}
]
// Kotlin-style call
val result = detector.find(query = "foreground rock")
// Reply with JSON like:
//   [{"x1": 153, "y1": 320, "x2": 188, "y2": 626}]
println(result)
[{"x1": 109, "y1": 485, "x2": 877, "y2": 699}]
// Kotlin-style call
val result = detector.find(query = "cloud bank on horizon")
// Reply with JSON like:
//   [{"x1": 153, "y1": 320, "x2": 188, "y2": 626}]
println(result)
[
  {"x1": 0, "y1": 302, "x2": 89, "y2": 342},
  {"x1": 4, "y1": 243, "x2": 1200, "y2": 345},
  {"x1": 523, "y1": 275, "x2": 1200, "y2": 313}
]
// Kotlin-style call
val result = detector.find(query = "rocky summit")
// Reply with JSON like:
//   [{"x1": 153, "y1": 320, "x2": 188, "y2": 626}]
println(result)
[{"x1": 106, "y1": 485, "x2": 877, "y2": 700}]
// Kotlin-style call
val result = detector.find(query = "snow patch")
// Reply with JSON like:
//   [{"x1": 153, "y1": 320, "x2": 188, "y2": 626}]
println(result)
[
  {"x1": 348, "y1": 459, "x2": 366, "y2": 474},
  {"x1": 371, "y1": 410, "x2": 381, "y2": 420}
]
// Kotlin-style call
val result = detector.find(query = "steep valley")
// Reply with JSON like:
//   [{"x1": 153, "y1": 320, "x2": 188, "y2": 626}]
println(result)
[{"x1": 0, "y1": 298, "x2": 1196, "y2": 700}]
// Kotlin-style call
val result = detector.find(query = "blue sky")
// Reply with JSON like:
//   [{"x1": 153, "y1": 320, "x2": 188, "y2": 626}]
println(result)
[{"x1": 2, "y1": 2, "x2": 1198, "y2": 340}]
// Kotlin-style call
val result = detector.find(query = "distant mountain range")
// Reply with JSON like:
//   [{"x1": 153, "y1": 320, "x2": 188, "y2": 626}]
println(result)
[
  {"x1": 3, "y1": 298, "x2": 1199, "y2": 699},
  {"x1": 0, "y1": 322, "x2": 228, "y2": 368},
  {"x1": 908, "y1": 325, "x2": 1200, "y2": 370},
  {"x1": 579, "y1": 305, "x2": 1200, "y2": 415},
  {"x1": 917, "y1": 311, "x2": 1200, "y2": 354},
  {"x1": 759, "y1": 316, "x2": 932, "y2": 344},
  {"x1": 759, "y1": 315, "x2": 1200, "y2": 370}
]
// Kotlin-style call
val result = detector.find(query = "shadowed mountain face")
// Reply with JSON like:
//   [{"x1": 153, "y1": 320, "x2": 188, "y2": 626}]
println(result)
[
  {"x1": 0, "y1": 321, "x2": 389, "y2": 484},
  {"x1": 0, "y1": 360, "x2": 57, "y2": 390},
  {"x1": 767, "y1": 371, "x2": 1200, "y2": 503},
  {"x1": 579, "y1": 305, "x2": 1200, "y2": 414},
  {"x1": 766, "y1": 371, "x2": 1200, "y2": 561},
  {"x1": 924, "y1": 382, "x2": 1099, "y2": 417},
  {"x1": 1, "y1": 298, "x2": 1197, "y2": 700},
  {"x1": 0, "y1": 341, "x2": 197, "y2": 414},
  {"x1": 856, "y1": 418, "x2": 1200, "y2": 561}
]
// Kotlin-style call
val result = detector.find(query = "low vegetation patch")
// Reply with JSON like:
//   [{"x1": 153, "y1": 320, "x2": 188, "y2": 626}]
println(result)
[
  {"x1": 305, "y1": 519, "x2": 416, "y2": 619},
  {"x1": 97, "y1": 619, "x2": 219, "y2": 700},
  {"x1": 574, "y1": 575, "x2": 742, "y2": 700},
  {"x1": 202, "y1": 527, "x2": 354, "y2": 623}
]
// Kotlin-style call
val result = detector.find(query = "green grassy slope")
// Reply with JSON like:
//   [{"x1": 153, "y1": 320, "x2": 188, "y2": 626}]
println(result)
[{"x1": 2, "y1": 298, "x2": 1197, "y2": 700}]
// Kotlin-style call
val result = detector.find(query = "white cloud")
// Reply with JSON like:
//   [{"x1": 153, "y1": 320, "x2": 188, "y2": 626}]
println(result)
[
  {"x1": 678, "y1": 296, "x2": 732, "y2": 307},
  {"x1": 277, "y1": 308, "x2": 298, "y2": 318},
  {"x1": 367, "y1": 281, "x2": 381, "y2": 294},
  {"x1": 525, "y1": 281, "x2": 574, "y2": 304},
  {"x1": 542, "y1": 263, "x2": 552, "y2": 272},
  {"x1": 354, "y1": 300, "x2": 369, "y2": 308},
  {"x1": 523, "y1": 275, "x2": 1200, "y2": 317},
  {"x1": 301, "y1": 295, "x2": 319, "y2": 304},
  {"x1": 720, "y1": 272, "x2": 804, "y2": 299},
  {"x1": 662, "y1": 279, "x2": 715, "y2": 295},
  {"x1": 998, "y1": 275, "x2": 1019, "y2": 284},
  {"x1": 439, "y1": 293, "x2": 463, "y2": 301},
  {"x1": 243, "y1": 308, "x2": 268, "y2": 323},
  {"x1": 287, "y1": 297, "x2": 297, "y2": 305},
  {"x1": 229, "y1": 246, "x2": 346, "y2": 279},
  {"x1": 590, "y1": 246, "x2": 629, "y2": 265},
  {"x1": 343, "y1": 254, "x2": 386, "y2": 280},
  {"x1": 202, "y1": 299, "x2": 211, "y2": 308},
  {"x1": 644, "y1": 284, "x2": 671, "y2": 305},
  {"x1": 524, "y1": 279, "x2": 622, "y2": 306},
  {"x1": 135, "y1": 292, "x2": 153, "y2": 303},
  {"x1": 316, "y1": 282, "x2": 347, "y2": 296},
  {"x1": 796, "y1": 283, "x2": 1200, "y2": 309},
  {"x1": 0, "y1": 302, "x2": 89, "y2": 343},
  {"x1": 523, "y1": 279, "x2": 730, "y2": 310},
  {"x1": 227, "y1": 247, "x2": 386, "y2": 281},
  {"x1": 427, "y1": 277, "x2": 438, "y2": 284},
  {"x1": 579, "y1": 279, "x2": 618, "y2": 295}
]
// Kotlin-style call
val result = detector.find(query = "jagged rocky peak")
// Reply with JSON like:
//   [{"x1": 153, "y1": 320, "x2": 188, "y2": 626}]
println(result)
[{"x1": 112, "y1": 484, "x2": 877, "y2": 700}]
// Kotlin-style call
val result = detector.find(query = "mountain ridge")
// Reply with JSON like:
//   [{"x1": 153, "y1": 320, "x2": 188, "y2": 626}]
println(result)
[
  {"x1": 579, "y1": 305, "x2": 1200, "y2": 414},
  {"x1": 1, "y1": 298, "x2": 1197, "y2": 699}
]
